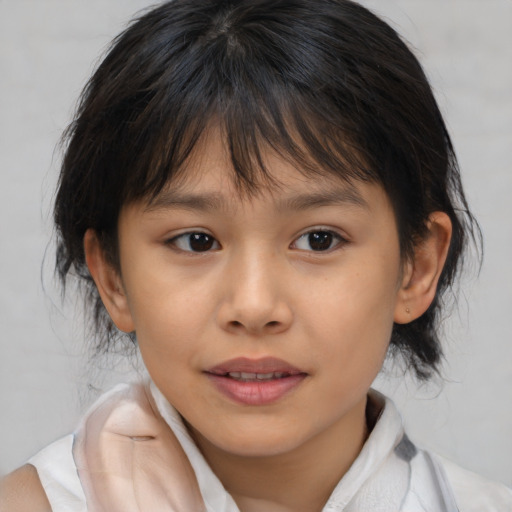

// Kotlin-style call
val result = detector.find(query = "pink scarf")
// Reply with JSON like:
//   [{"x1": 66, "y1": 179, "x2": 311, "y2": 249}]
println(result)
[{"x1": 73, "y1": 382, "x2": 207, "y2": 512}]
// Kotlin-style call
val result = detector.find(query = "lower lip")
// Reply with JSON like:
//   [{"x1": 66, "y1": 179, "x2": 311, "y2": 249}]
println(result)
[{"x1": 206, "y1": 374, "x2": 307, "y2": 406}]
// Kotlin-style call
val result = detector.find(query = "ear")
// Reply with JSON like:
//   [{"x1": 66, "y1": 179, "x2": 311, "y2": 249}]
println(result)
[
  {"x1": 83, "y1": 229, "x2": 135, "y2": 333},
  {"x1": 394, "y1": 212, "x2": 452, "y2": 324}
]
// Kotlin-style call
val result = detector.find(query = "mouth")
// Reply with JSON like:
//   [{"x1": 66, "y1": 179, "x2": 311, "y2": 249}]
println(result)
[
  {"x1": 219, "y1": 371, "x2": 300, "y2": 382},
  {"x1": 206, "y1": 356, "x2": 306, "y2": 380},
  {"x1": 205, "y1": 357, "x2": 308, "y2": 405}
]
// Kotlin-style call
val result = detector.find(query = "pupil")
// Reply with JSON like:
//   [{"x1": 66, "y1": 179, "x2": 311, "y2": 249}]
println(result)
[
  {"x1": 309, "y1": 232, "x2": 332, "y2": 251},
  {"x1": 189, "y1": 233, "x2": 214, "y2": 251}
]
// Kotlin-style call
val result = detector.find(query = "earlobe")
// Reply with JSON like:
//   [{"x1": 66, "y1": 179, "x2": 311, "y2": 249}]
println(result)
[
  {"x1": 394, "y1": 212, "x2": 452, "y2": 324},
  {"x1": 83, "y1": 229, "x2": 135, "y2": 333}
]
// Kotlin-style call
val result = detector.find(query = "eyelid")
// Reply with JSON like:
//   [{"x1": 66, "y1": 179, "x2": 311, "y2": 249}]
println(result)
[
  {"x1": 165, "y1": 230, "x2": 221, "y2": 253},
  {"x1": 290, "y1": 227, "x2": 349, "y2": 252},
  {"x1": 164, "y1": 227, "x2": 348, "y2": 253}
]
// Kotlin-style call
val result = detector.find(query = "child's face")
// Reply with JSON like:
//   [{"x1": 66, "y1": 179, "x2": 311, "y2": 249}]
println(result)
[{"x1": 112, "y1": 132, "x2": 407, "y2": 458}]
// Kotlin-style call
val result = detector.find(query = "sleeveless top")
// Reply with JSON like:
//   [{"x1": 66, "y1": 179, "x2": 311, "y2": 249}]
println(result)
[{"x1": 28, "y1": 381, "x2": 512, "y2": 512}]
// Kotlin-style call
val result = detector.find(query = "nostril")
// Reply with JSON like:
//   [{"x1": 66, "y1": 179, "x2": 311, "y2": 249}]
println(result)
[{"x1": 228, "y1": 320, "x2": 281, "y2": 332}]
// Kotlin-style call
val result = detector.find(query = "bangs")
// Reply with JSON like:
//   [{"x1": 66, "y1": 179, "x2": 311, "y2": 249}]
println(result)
[
  {"x1": 116, "y1": 64, "x2": 376, "y2": 207},
  {"x1": 74, "y1": 0, "x2": 385, "y2": 214}
]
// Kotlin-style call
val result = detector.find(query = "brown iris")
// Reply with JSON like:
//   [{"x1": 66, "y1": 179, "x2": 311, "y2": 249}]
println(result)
[
  {"x1": 308, "y1": 232, "x2": 334, "y2": 251},
  {"x1": 189, "y1": 233, "x2": 215, "y2": 252}
]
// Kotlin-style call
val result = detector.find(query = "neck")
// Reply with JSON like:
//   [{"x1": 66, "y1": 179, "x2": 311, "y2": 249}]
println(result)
[{"x1": 189, "y1": 396, "x2": 369, "y2": 512}]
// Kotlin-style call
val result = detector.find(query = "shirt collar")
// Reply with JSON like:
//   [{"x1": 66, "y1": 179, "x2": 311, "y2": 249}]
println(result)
[{"x1": 150, "y1": 383, "x2": 406, "y2": 512}]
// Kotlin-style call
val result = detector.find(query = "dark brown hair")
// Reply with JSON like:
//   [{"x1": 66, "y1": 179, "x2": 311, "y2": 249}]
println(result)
[{"x1": 54, "y1": 0, "x2": 479, "y2": 379}]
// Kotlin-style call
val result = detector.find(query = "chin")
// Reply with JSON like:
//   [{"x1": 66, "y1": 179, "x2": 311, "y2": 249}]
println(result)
[{"x1": 204, "y1": 426, "x2": 309, "y2": 458}]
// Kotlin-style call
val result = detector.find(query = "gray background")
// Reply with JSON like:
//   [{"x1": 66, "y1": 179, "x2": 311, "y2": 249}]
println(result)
[{"x1": 1, "y1": 0, "x2": 511, "y2": 486}]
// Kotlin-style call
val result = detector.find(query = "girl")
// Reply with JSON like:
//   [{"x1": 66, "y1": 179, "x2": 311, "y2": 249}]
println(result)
[{"x1": 1, "y1": 0, "x2": 511, "y2": 510}]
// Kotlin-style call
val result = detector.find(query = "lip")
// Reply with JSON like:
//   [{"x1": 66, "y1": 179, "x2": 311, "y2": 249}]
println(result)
[
  {"x1": 205, "y1": 357, "x2": 308, "y2": 406},
  {"x1": 207, "y1": 357, "x2": 304, "y2": 375}
]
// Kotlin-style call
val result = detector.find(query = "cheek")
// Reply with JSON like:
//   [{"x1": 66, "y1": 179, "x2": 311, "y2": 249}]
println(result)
[
  {"x1": 302, "y1": 256, "x2": 399, "y2": 365},
  {"x1": 123, "y1": 264, "x2": 216, "y2": 362}
]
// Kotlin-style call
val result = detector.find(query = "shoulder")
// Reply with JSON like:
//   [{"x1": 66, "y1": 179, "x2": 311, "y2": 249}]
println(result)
[
  {"x1": 0, "y1": 464, "x2": 52, "y2": 512},
  {"x1": 436, "y1": 455, "x2": 512, "y2": 512}
]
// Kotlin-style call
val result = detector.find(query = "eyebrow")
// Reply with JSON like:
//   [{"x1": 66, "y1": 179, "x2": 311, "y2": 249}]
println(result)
[
  {"x1": 278, "y1": 188, "x2": 368, "y2": 212},
  {"x1": 145, "y1": 185, "x2": 368, "y2": 213},
  {"x1": 146, "y1": 191, "x2": 224, "y2": 212}
]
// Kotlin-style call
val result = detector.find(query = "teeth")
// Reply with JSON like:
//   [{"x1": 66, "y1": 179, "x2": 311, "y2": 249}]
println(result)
[
  {"x1": 256, "y1": 372, "x2": 275, "y2": 380},
  {"x1": 227, "y1": 371, "x2": 288, "y2": 381}
]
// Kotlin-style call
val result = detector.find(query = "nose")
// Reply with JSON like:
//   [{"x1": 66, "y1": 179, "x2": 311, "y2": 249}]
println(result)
[{"x1": 216, "y1": 248, "x2": 293, "y2": 336}]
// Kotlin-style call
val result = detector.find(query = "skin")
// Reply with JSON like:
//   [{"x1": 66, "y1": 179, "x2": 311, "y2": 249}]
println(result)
[
  {"x1": 1, "y1": 131, "x2": 451, "y2": 512},
  {"x1": 84, "y1": 132, "x2": 452, "y2": 512},
  {"x1": 0, "y1": 464, "x2": 51, "y2": 511}
]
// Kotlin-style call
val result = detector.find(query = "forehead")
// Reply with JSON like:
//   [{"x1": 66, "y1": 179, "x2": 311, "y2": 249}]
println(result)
[{"x1": 143, "y1": 129, "x2": 377, "y2": 214}]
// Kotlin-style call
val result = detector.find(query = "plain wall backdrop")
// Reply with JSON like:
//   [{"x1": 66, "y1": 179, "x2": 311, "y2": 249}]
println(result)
[{"x1": 1, "y1": 0, "x2": 511, "y2": 486}]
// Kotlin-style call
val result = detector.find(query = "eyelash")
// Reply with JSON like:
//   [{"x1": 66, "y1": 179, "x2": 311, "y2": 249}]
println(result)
[
  {"x1": 291, "y1": 229, "x2": 347, "y2": 252},
  {"x1": 166, "y1": 228, "x2": 348, "y2": 254},
  {"x1": 167, "y1": 232, "x2": 220, "y2": 253}
]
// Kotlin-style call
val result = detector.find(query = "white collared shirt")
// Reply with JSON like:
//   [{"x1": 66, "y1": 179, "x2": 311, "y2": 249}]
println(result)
[{"x1": 28, "y1": 381, "x2": 512, "y2": 511}]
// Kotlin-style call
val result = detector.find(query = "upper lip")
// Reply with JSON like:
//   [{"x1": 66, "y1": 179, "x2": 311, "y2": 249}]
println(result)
[{"x1": 206, "y1": 357, "x2": 305, "y2": 376}]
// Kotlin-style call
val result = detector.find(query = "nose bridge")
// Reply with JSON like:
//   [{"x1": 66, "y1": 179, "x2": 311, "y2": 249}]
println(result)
[
  {"x1": 234, "y1": 244, "x2": 277, "y2": 302},
  {"x1": 219, "y1": 242, "x2": 292, "y2": 334}
]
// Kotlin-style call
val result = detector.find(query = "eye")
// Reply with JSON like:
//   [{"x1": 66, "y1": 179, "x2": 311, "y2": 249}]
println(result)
[
  {"x1": 292, "y1": 230, "x2": 346, "y2": 252},
  {"x1": 168, "y1": 232, "x2": 220, "y2": 252}
]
